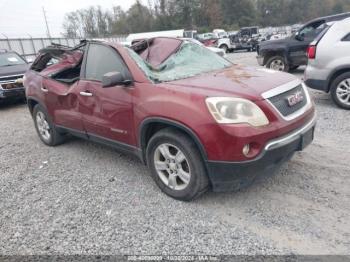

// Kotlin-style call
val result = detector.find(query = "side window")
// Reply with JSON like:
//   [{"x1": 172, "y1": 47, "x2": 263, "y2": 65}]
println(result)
[
  {"x1": 342, "y1": 33, "x2": 350, "y2": 41},
  {"x1": 85, "y1": 44, "x2": 129, "y2": 81}
]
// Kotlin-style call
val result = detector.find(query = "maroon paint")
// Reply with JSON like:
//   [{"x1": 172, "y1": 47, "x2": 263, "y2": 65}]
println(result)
[{"x1": 25, "y1": 41, "x2": 315, "y2": 163}]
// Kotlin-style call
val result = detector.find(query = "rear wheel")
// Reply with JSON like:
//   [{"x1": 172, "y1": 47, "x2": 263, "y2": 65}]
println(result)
[
  {"x1": 146, "y1": 128, "x2": 209, "y2": 201},
  {"x1": 266, "y1": 56, "x2": 289, "y2": 72},
  {"x1": 330, "y1": 72, "x2": 350, "y2": 110},
  {"x1": 33, "y1": 104, "x2": 66, "y2": 146}
]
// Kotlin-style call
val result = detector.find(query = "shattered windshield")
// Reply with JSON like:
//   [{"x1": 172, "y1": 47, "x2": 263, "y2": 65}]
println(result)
[{"x1": 127, "y1": 42, "x2": 231, "y2": 83}]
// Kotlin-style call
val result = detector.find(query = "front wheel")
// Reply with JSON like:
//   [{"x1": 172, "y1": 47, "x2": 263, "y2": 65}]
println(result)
[
  {"x1": 330, "y1": 72, "x2": 350, "y2": 110},
  {"x1": 220, "y1": 45, "x2": 228, "y2": 53},
  {"x1": 266, "y1": 56, "x2": 289, "y2": 72},
  {"x1": 33, "y1": 104, "x2": 66, "y2": 146},
  {"x1": 146, "y1": 128, "x2": 209, "y2": 201}
]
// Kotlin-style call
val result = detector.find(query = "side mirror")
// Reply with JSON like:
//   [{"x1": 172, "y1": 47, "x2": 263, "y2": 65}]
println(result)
[{"x1": 102, "y1": 72, "x2": 132, "y2": 88}]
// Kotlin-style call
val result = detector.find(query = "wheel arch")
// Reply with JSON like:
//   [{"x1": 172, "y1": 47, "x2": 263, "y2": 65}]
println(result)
[
  {"x1": 26, "y1": 97, "x2": 43, "y2": 116},
  {"x1": 219, "y1": 43, "x2": 228, "y2": 48},
  {"x1": 139, "y1": 118, "x2": 208, "y2": 165},
  {"x1": 262, "y1": 49, "x2": 287, "y2": 65},
  {"x1": 327, "y1": 66, "x2": 350, "y2": 93}
]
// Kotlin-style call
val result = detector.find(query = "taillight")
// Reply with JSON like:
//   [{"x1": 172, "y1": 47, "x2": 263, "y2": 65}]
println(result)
[{"x1": 307, "y1": 45, "x2": 317, "y2": 59}]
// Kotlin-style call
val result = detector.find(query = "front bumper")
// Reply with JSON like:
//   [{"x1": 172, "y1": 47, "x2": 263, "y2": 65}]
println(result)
[
  {"x1": 206, "y1": 115, "x2": 316, "y2": 192},
  {"x1": 257, "y1": 55, "x2": 264, "y2": 66},
  {"x1": 0, "y1": 87, "x2": 25, "y2": 100}
]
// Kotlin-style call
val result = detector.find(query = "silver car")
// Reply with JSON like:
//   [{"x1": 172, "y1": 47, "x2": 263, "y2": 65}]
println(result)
[{"x1": 304, "y1": 18, "x2": 350, "y2": 109}]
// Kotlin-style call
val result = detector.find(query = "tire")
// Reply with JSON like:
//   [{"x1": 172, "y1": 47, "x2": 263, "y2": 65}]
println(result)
[
  {"x1": 266, "y1": 56, "x2": 289, "y2": 72},
  {"x1": 220, "y1": 44, "x2": 228, "y2": 53},
  {"x1": 330, "y1": 72, "x2": 350, "y2": 110},
  {"x1": 146, "y1": 128, "x2": 209, "y2": 201},
  {"x1": 33, "y1": 104, "x2": 66, "y2": 146}
]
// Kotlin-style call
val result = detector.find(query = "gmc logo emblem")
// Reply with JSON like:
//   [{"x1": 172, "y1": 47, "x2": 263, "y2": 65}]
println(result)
[{"x1": 287, "y1": 91, "x2": 304, "y2": 107}]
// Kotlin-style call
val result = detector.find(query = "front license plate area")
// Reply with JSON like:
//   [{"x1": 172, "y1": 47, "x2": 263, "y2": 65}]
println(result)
[{"x1": 299, "y1": 127, "x2": 314, "y2": 151}]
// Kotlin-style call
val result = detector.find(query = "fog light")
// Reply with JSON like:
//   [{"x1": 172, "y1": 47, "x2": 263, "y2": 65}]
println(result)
[{"x1": 242, "y1": 144, "x2": 250, "y2": 157}]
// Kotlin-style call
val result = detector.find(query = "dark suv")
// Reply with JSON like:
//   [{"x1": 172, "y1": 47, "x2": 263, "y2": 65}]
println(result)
[
  {"x1": 0, "y1": 50, "x2": 29, "y2": 102},
  {"x1": 24, "y1": 39, "x2": 316, "y2": 201},
  {"x1": 257, "y1": 12, "x2": 350, "y2": 72}
]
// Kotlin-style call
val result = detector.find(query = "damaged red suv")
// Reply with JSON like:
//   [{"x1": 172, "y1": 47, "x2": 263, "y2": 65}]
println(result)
[{"x1": 24, "y1": 38, "x2": 316, "y2": 201}]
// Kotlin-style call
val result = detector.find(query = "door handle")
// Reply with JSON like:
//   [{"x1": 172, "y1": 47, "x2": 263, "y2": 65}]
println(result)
[
  {"x1": 80, "y1": 91, "x2": 93, "y2": 97},
  {"x1": 41, "y1": 87, "x2": 48, "y2": 93}
]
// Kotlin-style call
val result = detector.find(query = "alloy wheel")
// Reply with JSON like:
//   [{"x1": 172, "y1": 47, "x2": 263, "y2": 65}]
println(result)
[
  {"x1": 336, "y1": 78, "x2": 350, "y2": 106},
  {"x1": 269, "y1": 59, "x2": 285, "y2": 71},
  {"x1": 36, "y1": 111, "x2": 51, "y2": 142},
  {"x1": 153, "y1": 143, "x2": 191, "y2": 191}
]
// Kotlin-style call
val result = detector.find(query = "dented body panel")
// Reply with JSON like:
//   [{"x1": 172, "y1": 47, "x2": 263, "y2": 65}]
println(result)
[{"x1": 25, "y1": 39, "x2": 316, "y2": 192}]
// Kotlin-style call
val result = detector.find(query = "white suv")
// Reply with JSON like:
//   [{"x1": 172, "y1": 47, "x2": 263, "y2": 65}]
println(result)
[{"x1": 305, "y1": 18, "x2": 350, "y2": 109}]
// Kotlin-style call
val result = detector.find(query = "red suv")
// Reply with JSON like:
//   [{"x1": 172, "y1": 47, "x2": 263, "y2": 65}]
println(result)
[{"x1": 24, "y1": 39, "x2": 316, "y2": 201}]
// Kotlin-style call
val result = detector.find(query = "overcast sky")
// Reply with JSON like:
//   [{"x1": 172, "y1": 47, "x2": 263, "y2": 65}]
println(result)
[{"x1": 0, "y1": 0, "x2": 140, "y2": 38}]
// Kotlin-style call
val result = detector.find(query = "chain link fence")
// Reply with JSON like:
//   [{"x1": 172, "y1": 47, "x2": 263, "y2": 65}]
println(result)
[{"x1": 0, "y1": 36, "x2": 127, "y2": 61}]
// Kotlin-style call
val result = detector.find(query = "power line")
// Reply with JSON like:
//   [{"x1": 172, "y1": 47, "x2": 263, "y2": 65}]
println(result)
[{"x1": 42, "y1": 6, "x2": 51, "y2": 38}]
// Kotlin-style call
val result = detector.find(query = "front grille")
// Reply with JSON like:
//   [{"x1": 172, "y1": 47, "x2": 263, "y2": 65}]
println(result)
[
  {"x1": 0, "y1": 74, "x2": 24, "y2": 90},
  {"x1": 268, "y1": 84, "x2": 307, "y2": 117}
]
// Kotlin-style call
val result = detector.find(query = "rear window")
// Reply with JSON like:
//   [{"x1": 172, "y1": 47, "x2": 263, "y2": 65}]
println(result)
[{"x1": 312, "y1": 25, "x2": 332, "y2": 44}]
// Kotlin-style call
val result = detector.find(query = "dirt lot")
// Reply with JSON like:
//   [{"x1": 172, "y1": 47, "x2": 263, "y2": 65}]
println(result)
[{"x1": 0, "y1": 51, "x2": 349, "y2": 255}]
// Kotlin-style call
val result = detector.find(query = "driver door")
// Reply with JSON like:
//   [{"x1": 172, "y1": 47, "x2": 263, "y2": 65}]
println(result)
[{"x1": 77, "y1": 43, "x2": 134, "y2": 146}]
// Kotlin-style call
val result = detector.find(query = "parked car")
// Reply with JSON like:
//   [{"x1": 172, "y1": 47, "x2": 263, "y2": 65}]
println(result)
[
  {"x1": 305, "y1": 18, "x2": 350, "y2": 110},
  {"x1": 257, "y1": 12, "x2": 350, "y2": 72},
  {"x1": 197, "y1": 33, "x2": 218, "y2": 47},
  {"x1": 182, "y1": 38, "x2": 225, "y2": 57},
  {"x1": 0, "y1": 49, "x2": 30, "y2": 102},
  {"x1": 217, "y1": 27, "x2": 259, "y2": 53},
  {"x1": 213, "y1": 29, "x2": 229, "y2": 39},
  {"x1": 197, "y1": 33, "x2": 216, "y2": 41},
  {"x1": 24, "y1": 38, "x2": 316, "y2": 201}
]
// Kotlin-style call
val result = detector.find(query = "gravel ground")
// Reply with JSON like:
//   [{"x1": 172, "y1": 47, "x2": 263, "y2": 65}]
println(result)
[{"x1": 0, "y1": 51, "x2": 349, "y2": 256}]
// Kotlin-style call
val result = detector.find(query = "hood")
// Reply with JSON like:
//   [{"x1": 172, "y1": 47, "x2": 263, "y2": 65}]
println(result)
[
  {"x1": 259, "y1": 37, "x2": 291, "y2": 48},
  {"x1": 166, "y1": 64, "x2": 297, "y2": 101},
  {"x1": 0, "y1": 63, "x2": 29, "y2": 77}
]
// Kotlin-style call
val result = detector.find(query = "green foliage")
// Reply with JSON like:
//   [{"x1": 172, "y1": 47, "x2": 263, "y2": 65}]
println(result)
[{"x1": 62, "y1": 0, "x2": 350, "y2": 37}]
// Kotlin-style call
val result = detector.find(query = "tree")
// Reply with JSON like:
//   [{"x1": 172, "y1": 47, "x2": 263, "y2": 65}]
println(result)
[
  {"x1": 123, "y1": 0, "x2": 154, "y2": 33},
  {"x1": 110, "y1": 6, "x2": 129, "y2": 34},
  {"x1": 62, "y1": 12, "x2": 83, "y2": 38},
  {"x1": 196, "y1": 0, "x2": 223, "y2": 29},
  {"x1": 62, "y1": 0, "x2": 350, "y2": 37},
  {"x1": 221, "y1": 0, "x2": 256, "y2": 27}
]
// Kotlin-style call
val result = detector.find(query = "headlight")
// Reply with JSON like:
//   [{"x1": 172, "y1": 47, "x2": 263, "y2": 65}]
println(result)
[{"x1": 206, "y1": 97, "x2": 269, "y2": 127}]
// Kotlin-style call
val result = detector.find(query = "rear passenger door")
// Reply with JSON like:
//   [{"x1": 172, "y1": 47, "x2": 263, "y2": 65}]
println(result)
[{"x1": 78, "y1": 43, "x2": 135, "y2": 146}]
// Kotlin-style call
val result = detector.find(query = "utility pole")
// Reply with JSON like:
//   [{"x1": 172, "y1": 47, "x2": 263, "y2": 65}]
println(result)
[{"x1": 42, "y1": 6, "x2": 51, "y2": 38}]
